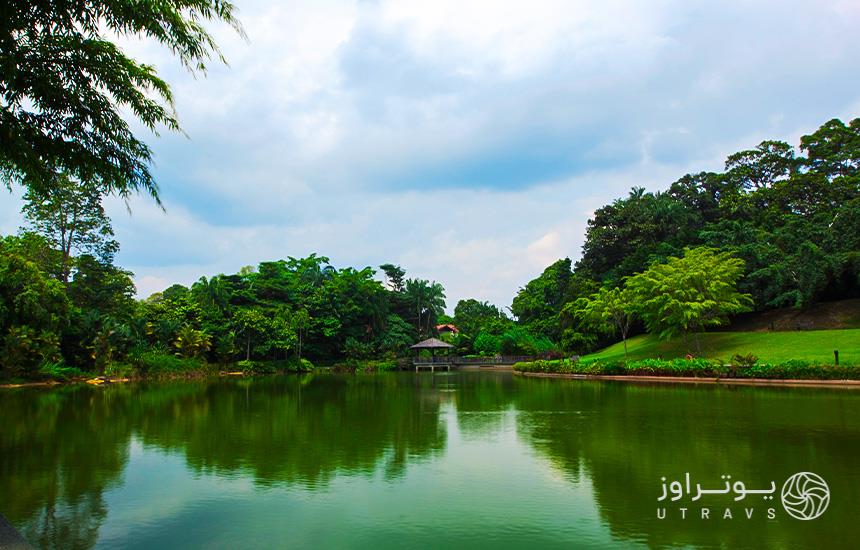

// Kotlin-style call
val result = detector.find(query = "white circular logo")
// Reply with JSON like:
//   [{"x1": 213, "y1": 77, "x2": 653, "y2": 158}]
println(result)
[{"x1": 781, "y1": 472, "x2": 830, "y2": 520}]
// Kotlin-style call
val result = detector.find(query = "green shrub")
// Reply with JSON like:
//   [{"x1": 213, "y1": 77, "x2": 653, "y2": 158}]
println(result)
[
  {"x1": 344, "y1": 337, "x2": 375, "y2": 359},
  {"x1": 360, "y1": 359, "x2": 398, "y2": 372},
  {"x1": 514, "y1": 357, "x2": 859, "y2": 380},
  {"x1": 131, "y1": 349, "x2": 206, "y2": 375},
  {"x1": 273, "y1": 357, "x2": 315, "y2": 372},
  {"x1": 740, "y1": 360, "x2": 859, "y2": 380},
  {"x1": 237, "y1": 357, "x2": 315, "y2": 374},
  {"x1": 731, "y1": 353, "x2": 758, "y2": 367},
  {"x1": 290, "y1": 358, "x2": 315, "y2": 372},
  {"x1": 332, "y1": 358, "x2": 399, "y2": 372},
  {"x1": 105, "y1": 363, "x2": 135, "y2": 378},
  {"x1": 237, "y1": 359, "x2": 274, "y2": 374},
  {"x1": 38, "y1": 360, "x2": 87, "y2": 381}
]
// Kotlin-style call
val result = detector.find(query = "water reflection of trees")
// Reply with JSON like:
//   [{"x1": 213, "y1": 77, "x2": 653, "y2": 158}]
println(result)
[
  {"x1": 5, "y1": 374, "x2": 860, "y2": 549},
  {"x1": 0, "y1": 386, "x2": 130, "y2": 549},
  {"x1": 130, "y1": 375, "x2": 448, "y2": 486},
  {"x1": 511, "y1": 378, "x2": 860, "y2": 548},
  {"x1": 0, "y1": 374, "x2": 447, "y2": 547}
]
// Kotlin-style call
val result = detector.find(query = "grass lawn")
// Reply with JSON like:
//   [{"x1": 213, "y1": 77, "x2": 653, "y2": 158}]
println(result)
[{"x1": 582, "y1": 329, "x2": 860, "y2": 365}]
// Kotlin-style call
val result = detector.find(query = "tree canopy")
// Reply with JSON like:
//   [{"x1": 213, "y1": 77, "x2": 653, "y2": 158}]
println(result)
[
  {"x1": 0, "y1": 0, "x2": 244, "y2": 199},
  {"x1": 513, "y1": 117, "x2": 859, "y2": 354},
  {"x1": 625, "y1": 248, "x2": 753, "y2": 348},
  {"x1": 21, "y1": 172, "x2": 118, "y2": 283}
]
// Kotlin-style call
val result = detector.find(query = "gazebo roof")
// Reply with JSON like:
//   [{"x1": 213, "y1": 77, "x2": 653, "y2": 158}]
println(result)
[{"x1": 410, "y1": 337, "x2": 454, "y2": 349}]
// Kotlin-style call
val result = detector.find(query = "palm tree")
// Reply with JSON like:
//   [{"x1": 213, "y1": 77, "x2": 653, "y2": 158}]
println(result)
[
  {"x1": 405, "y1": 279, "x2": 429, "y2": 335},
  {"x1": 425, "y1": 281, "x2": 447, "y2": 335},
  {"x1": 405, "y1": 279, "x2": 447, "y2": 337}
]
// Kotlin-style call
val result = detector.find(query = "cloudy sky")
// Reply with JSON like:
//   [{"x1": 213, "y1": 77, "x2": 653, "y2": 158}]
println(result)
[{"x1": 3, "y1": 0, "x2": 860, "y2": 310}]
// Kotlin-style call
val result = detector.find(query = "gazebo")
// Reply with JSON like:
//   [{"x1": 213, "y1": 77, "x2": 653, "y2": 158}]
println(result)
[{"x1": 410, "y1": 338, "x2": 454, "y2": 371}]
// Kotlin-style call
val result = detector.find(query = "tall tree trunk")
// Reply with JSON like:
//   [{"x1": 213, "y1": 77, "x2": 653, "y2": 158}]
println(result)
[{"x1": 246, "y1": 334, "x2": 251, "y2": 361}]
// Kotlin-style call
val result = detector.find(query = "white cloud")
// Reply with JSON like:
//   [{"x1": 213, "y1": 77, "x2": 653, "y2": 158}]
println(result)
[{"x1": 2, "y1": 0, "x2": 860, "y2": 312}]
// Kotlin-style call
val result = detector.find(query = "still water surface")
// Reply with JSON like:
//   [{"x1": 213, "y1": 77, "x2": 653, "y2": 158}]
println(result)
[{"x1": 1, "y1": 372, "x2": 859, "y2": 549}]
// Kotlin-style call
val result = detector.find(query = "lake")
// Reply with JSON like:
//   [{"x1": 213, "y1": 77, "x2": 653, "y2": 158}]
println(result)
[{"x1": 1, "y1": 371, "x2": 859, "y2": 549}]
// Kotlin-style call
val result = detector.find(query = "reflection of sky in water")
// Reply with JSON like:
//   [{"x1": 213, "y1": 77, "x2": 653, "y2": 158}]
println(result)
[
  {"x1": 4, "y1": 373, "x2": 860, "y2": 549},
  {"x1": 94, "y1": 401, "x2": 623, "y2": 549}
]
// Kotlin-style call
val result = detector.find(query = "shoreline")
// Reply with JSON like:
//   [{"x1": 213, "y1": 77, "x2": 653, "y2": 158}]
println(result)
[
  {"x1": 8, "y1": 368, "x2": 860, "y2": 390},
  {"x1": 0, "y1": 366, "x2": 419, "y2": 389},
  {"x1": 514, "y1": 370, "x2": 860, "y2": 388},
  {"x1": 0, "y1": 371, "x2": 251, "y2": 390}
]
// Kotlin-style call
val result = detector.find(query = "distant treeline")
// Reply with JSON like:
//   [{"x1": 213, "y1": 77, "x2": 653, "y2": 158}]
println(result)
[
  {"x1": 1, "y1": 118, "x2": 858, "y2": 378},
  {"x1": 509, "y1": 118, "x2": 860, "y2": 353}
]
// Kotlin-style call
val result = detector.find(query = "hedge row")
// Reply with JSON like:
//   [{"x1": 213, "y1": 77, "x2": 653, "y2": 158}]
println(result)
[{"x1": 512, "y1": 358, "x2": 860, "y2": 380}]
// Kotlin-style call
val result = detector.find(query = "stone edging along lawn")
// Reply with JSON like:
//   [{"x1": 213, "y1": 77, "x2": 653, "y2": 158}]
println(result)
[{"x1": 514, "y1": 370, "x2": 860, "y2": 388}]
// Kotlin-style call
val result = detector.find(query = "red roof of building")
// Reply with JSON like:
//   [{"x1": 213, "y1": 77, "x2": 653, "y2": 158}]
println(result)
[{"x1": 435, "y1": 324, "x2": 459, "y2": 333}]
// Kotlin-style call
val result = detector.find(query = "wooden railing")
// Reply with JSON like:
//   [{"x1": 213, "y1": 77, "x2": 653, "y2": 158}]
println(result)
[
  {"x1": 453, "y1": 356, "x2": 533, "y2": 365},
  {"x1": 413, "y1": 356, "x2": 533, "y2": 365}
]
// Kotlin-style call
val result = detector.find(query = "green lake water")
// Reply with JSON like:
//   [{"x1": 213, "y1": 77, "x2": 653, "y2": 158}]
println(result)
[{"x1": 1, "y1": 371, "x2": 859, "y2": 549}]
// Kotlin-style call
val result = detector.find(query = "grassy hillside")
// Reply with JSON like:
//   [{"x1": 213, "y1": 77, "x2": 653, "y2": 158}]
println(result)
[{"x1": 583, "y1": 329, "x2": 860, "y2": 365}]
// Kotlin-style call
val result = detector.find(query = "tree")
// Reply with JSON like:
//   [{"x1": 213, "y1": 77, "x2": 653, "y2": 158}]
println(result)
[
  {"x1": 21, "y1": 174, "x2": 118, "y2": 283},
  {"x1": 67, "y1": 255, "x2": 135, "y2": 318},
  {"x1": 1, "y1": 0, "x2": 244, "y2": 199},
  {"x1": 625, "y1": 247, "x2": 753, "y2": 352},
  {"x1": 724, "y1": 140, "x2": 796, "y2": 190},
  {"x1": 292, "y1": 309, "x2": 311, "y2": 359},
  {"x1": 215, "y1": 331, "x2": 239, "y2": 366},
  {"x1": 404, "y1": 279, "x2": 428, "y2": 334},
  {"x1": 473, "y1": 332, "x2": 501, "y2": 356},
  {"x1": 800, "y1": 118, "x2": 860, "y2": 179},
  {"x1": 379, "y1": 264, "x2": 406, "y2": 292},
  {"x1": 453, "y1": 299, "x2": 506, "y2": 338},
  {"x1": 377, "y1": 314, "x2": 415, "y2": 356},
  {"x1": 511, "y1": 258, "x2": 574, "y2": 341},
  {"x1": 0, "y1": 236, "x2": 70, "y2": 375},
  {"x1": 404, "y1": 279, "x2": 446, "y2": 336},
  {"x1": 233, "y1": 308, "x2": 269, "y2": 361},
  {"x1": 573, "y1": 286, "x2": 636, "y2": 358},
  {"x1": 576, "y1": 189, "x2": 701, "y2": 284},
  {"x1": 267, "y1": 307, "x2": 297, "y2": 360},
  {"x1": 424, "y1": 282, "x2": 447, "y2": 335},
  {"x1": 668, "y1": 171, "x2": 733, "y2": 223}
]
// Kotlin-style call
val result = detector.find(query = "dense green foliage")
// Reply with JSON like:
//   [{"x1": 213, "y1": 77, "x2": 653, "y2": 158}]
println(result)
[
  {"x1": 624, "y1": 247, "x2": 753, "y2": 345},
  {"x1": 0, "y1": 224, "x2": 449, "y2": 378},
  {"x1": 2, "y1": 117, "x2": 858, "y2": 379},
  {"x1": 513, "y1": 118, "x2": 860, "y2": 353},
  {"x1": 570, "y1": 286, "x2": 635, "y2": 356},
  {"x1": 21, "y1": 173, "x2": 119, "y2": 283},
  {"x1": 1, "y1": 0, "x2": 243, "y2": 200}
]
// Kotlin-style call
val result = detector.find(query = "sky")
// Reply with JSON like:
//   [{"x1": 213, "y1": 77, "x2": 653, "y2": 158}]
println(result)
[{"x1": 2, "y1": 0, "x2": 860, "y2": 311}]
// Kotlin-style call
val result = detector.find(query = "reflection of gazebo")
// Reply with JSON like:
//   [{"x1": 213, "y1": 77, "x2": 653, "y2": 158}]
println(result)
[{"x1": 410, "y1": 338, "x2": 454, "y2": 372}]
